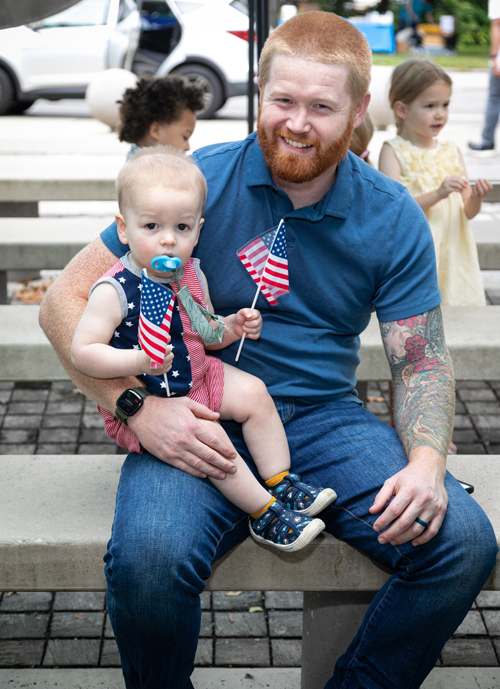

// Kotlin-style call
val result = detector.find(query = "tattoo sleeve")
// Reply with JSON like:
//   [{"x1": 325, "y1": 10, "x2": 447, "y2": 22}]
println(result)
[{"x1": 379, "y1": 306, "x2": 455, "y2": 459}]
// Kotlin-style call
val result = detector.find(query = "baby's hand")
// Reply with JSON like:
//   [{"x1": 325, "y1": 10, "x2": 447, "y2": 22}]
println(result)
[
  {"x1": 437, "y1": 175, "x2": 469, "y2": 199},
  {"x1": 472, "y1": 179, "x2": 493, "y2": 199},
  {"x1": 137, "y1": 346, "x2": 173, "y2": 375},
  {"x1": 232, "y1": 309, "x2": 263, "y2": 340}
]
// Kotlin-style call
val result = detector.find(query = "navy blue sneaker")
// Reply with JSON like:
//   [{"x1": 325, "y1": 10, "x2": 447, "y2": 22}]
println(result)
[
  {"x1": 267, "y1": 473, "x2": 336, "y2": 516},
  {"x1": 249, "y1": 501, "x2": 325, "y2": 552}
]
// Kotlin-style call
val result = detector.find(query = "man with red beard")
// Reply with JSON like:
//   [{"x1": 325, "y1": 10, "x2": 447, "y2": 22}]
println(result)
[{"x1": 40, "y1": 11, "x2": 496, "y2": 689}]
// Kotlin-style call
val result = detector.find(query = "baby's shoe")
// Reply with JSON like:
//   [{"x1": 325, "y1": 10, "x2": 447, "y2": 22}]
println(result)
[
  {"x1": 266, "y1": 472, "x2": 336, "y2": 517},
  {"x1": 249, "y1": 500, "x2": 325, "y2": 552}
]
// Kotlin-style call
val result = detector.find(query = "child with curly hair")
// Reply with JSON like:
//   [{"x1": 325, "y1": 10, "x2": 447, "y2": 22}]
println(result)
[{"x1": 118, "y1": 74, "x2": 205, "y2": 154}]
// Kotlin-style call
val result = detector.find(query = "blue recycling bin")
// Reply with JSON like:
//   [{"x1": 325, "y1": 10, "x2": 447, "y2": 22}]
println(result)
[{"x1": 348, "y1": 18, "x2": 396, "y2": 54}]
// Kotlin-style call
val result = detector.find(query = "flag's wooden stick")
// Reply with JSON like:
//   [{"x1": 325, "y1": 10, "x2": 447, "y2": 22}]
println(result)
[{"x1": 235, "y1": 282, "x2": 261, "y2": 363}]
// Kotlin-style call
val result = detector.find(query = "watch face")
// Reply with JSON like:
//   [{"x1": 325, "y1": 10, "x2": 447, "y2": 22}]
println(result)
[{"x1": 117, "y1": 389, "x2": 142, "y2": 415}]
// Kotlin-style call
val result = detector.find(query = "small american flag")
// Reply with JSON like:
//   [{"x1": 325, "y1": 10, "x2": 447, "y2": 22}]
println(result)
[
  {"x1": 237, "y1": 220, "x2": 289, "y2": 306},
  {"x1": 138, "y1": 269, "x2": 175, "y2": 366}
]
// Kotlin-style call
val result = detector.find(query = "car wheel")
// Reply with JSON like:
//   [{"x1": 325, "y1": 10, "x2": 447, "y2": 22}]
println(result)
[
  {"x1": 0, "y1": 68, "x2": 14, "y2": 116},
  {"x1": 8, "y1": 100, "x2": 35, "y2": 115},
  {"x1": 172, "y1": 64, "x2": 224, "y2": 119}
]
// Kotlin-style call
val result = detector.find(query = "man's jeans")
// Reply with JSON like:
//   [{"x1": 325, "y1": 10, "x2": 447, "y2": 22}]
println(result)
[
  {"x1": 482, "y1": 69, "x2": 500, "y2": 147},
  {"x1": 104, "y1": 398, "x2": 497, "y2": 689}
]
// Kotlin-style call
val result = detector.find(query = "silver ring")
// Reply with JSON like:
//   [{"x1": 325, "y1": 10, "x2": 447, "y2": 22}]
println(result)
[{"x1": 415, "y1": 517, "x2": 429, "y2": 529}]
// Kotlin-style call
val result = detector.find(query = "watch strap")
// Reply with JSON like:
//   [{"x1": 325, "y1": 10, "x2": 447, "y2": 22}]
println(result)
[{"x1": 115, "y1": 387, "x2": 150, "y2": 424}]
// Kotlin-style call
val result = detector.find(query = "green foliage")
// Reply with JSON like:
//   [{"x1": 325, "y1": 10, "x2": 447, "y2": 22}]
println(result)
[{"x1": 434, "y1": 0, "x2": 490, "y2": 46}]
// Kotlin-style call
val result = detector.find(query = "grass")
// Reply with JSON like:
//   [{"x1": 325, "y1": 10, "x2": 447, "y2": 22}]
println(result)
[{"x1": 372, "y1": 44, "x2": 489, "y2": 70}]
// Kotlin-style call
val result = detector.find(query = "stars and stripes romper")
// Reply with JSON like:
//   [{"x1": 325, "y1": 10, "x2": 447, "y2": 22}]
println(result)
[{"x1": 91, "y1": 253, "x2": 225, "y2": 453}]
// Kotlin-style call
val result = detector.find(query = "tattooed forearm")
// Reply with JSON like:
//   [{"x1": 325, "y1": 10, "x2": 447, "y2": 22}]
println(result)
[{"x1": 379, "y1": 306, "x2": 455, "y2": 459}]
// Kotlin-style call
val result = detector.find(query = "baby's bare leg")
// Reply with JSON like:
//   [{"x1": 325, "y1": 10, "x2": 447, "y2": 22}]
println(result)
[
  {"x1": 199, "y1": 419, "x2": 273, "y2": 514},
  {"x1": 219, "y1": 364, "x2": 290, "y2": 482}
]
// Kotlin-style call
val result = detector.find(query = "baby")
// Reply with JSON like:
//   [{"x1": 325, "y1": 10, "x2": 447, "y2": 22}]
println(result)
[{"x1": 71, "y1": 146, "x2": 336, "y2": 552}]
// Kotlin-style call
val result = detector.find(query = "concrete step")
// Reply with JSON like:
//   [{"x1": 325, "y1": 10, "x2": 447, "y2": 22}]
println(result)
[{"x1": 1, "y1": 667, "x2": 499, "y2": 689}]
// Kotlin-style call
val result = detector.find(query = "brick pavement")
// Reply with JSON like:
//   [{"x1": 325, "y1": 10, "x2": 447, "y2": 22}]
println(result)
[{"x1": 0, "y1": 379, "x2": 499, "y2": 668}]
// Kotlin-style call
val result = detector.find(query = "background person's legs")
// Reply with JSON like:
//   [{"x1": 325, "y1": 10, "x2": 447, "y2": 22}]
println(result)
[{"x1": 482, "y1": 72, "x2": 500, "y2": 148}]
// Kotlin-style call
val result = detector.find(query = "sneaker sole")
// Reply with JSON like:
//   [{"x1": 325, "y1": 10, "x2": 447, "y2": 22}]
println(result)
[
  {"x1": 250, "y1": 517, "x2": 326, "y2": 552},
  {"x1": 297, "y1": 488, "x2": 337, "y2": 517}
]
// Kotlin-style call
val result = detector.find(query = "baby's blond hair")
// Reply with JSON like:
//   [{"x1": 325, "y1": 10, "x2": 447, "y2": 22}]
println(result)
[{"x1": 116, "y1": 145, "x2": 207, "y2": 216}]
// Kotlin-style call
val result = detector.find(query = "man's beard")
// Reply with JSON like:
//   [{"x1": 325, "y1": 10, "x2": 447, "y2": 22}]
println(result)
[{"x1": 257, "y1": 112, "x2": 354, "y2": 184}]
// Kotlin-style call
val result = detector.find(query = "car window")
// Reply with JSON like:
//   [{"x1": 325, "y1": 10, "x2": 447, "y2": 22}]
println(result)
[
  {"x1": 229, "y1": 0, "x2": 248, "y2": 15},
  {"x1": 36, "y1": 0, "x2": 111, "y2": 28}
]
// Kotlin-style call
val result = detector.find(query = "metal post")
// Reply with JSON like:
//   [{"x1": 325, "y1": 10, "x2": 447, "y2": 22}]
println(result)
[{"x1": 247, "y1": 0, "x2": 255, "y2": 135}]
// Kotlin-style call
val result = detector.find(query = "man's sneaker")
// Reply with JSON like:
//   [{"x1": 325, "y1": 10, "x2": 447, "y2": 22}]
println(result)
[
  {"x1": 468, "y1": 141, "x2": 494, "y2": 151},
  {"x1": 249, "y1": 501, "x2": 325, "y2": 552},
  {"x1": 267, "y1": 472, "x2": 337, "y2": 516}
]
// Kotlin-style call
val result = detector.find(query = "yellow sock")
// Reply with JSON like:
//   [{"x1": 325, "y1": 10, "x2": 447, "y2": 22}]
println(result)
[
  {"x1": 264, "y1": 470, "x2": 289, "y2": 488},
  {"x1": 250, "y1": 497, "x2": 276, "y2": 520}
]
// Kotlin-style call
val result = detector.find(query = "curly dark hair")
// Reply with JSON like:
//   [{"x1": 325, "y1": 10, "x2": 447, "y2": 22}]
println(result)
[{"x1": 118, "y1": 74, "x2": 205, "y2": 144}]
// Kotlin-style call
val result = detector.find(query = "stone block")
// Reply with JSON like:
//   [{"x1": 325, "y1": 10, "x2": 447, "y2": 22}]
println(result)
[
  {"x1": 265, "y1": 592, "x2": 304, "y2": 610},
  {"x1": 11, "y1": 390, "x2": 49, "y2": 403},
  {"x1": 453, "y1": 610, "x2": 487, "y2": 636},
  {"x1": 456, "y1": 381, "x2": 489, "y2": 390},
  {"x1": 0, "y1": 593, "x2": 52, "y2": 612},
  {"x1": 82, "y1": 414, "x2": 106, "y2": 429},
  {"x1": 457, "y1": 444, "x2": 486, "y2": 455},
  {"x1": 215, "y1": 612, "x2": 266, "y2": 637},
  {"x1": 50, "y1": 612, "x2": 105, "y2": 638},
  {"x1": 272, "y1": 639, "x2": 302, "y2": 667},
  {"x1": 451, "y1": 429, "x2": 480, "y2": 444},
  {"x1": 104, "y1": 616, "x2": 115, "y2": 638},
  {"x1": 0, "y1": 614, "x2": 49, "y2": 639},
  {"x1": 453, "y1": 415, "x2": 473, "y2": 430},
  {"x1": 200, "y1": 612, "x2": 212, "y2": 637},
  {"x1": 2, "y1": 415, "x2": 42, "y2": 429},
  {"x1": 476, "y1": 591, "x2": 500, "y2": 608},
  {"x1": 0, "y1": 429, "x2": 37, "y2": 443},
  {"x1": 0, "y1": 383, "x2": 14, "y2": 390},
  {"x1": 366, "y1": 402, "x2": 389, "y2": 415},
  {"x1": 195, "y1": 638, "x2": 213, "y2": 666},
  {"x1": 466, "y1": 402, "x2": 500, "y2": 415},
  {"x1": 200, "y1": 591, "x2": 211, "y2": 610},
  {"x1": 43, "y1": 639, "x2": 100, "y2": 666},
  {"x1": 474, "y1": 415, "x2": 500, "y2": 430},
  {"x1": 79, "y1": 428, "x2": 116, "y2": 444},
  {"x1": 215, "y1": 638, "x2": 270, "y2": 667},
  {"x1": 268, "y1": 611, "x2": 302, "y2": 638},
  {"x1": 42, "y1": 414, "x2": 81, "y2": 428},
  {"x1": 7, "y1": 402, "x2": 45, "y2": 414},
  {"x1": 53, "y1": 592, "x2": 106, "y2": 611},
  {"x1": 0, "y1": 640, "x2": 44, "y2": 666},
  {"x1": 48, "y1": 385, "x2": 81, "y2": 402},
  {"x1": 483, "y1": 610, "x2": 500, "y2": 635},
  {"x1": 454, "y1": 402, "x2": 467, "y2": 415},
  {"x1": 45, "y1": 401, "x2": 84, "y2": 415},
  {"x1": 441, "y1": 639, "x2": 498, "y2": 666},
  {"x1": 459, "y1": 388, "x2": 496, "y2": 401},
  {"x1": 37, "y1": 443, "x2": 78, "y2": 454},
  {"x1": 38, "y1": 427, "x2": 79, "y2": 444},
  {"x1": 0, "y1": 443, "x2": 36, "y2": 454},
  {"x1": 77, "y1": 444, "x2": 119, "y2": 454},
  {"x1": 100, "y1": 639, "x2": 121, "y2": 667},
  {"x1": 212, "y1": 591, "x2": 262, "y2": 610}
]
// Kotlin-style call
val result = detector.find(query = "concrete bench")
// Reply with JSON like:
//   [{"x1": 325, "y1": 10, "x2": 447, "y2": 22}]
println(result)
[
  {"x1": 0, "y1": 454, "x2": 497, "y2": 689},
  {"x1": 1, "y1": 305, "x2": 499, "y2": 382}
]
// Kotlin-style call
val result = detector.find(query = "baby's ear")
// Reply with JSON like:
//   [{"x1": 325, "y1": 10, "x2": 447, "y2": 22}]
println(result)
[{"x1": 116, "y1": 214, "x2": 128, "y2": 245}]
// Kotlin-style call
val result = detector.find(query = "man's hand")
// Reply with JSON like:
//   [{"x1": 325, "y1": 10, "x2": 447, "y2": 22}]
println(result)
[
  {"x1": 231, "y1": 309, "x2": 263, "y2": 340},
  {"x1": 370, "y1": 448, "x2": 448, "y2": 547},
  {"x1": 127, "y1": 396, "x2": 238, "y2": 479}
]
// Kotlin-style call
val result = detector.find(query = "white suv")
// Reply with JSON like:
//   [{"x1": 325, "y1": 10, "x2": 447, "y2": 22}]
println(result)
[{"x1": 0, "y1": 0, "x2": 140, "y2": 114}]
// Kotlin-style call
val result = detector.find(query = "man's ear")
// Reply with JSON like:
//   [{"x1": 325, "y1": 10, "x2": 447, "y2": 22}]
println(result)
[
  {"x1": 116, "y1": 214, "x2": 128, "y2": 245},
  {"x1": 394, "y1": 101, "x2": 407, "y2": 121},
  {"x1": 353, "y1": 93, "x2": 371, "y2": 129}
]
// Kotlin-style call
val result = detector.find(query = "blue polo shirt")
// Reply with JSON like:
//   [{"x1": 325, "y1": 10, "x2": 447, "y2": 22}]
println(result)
[{"x1": 101, "y1": 133, "x2": 440, "y2": 402}]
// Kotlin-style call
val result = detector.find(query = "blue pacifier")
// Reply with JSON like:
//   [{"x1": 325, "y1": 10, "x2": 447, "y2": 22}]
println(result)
[{"x1": 151, "y1": 255, "x2": 182, "y2": 273}]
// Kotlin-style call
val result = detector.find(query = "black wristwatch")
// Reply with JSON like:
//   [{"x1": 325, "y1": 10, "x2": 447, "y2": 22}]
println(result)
[{"x1": 115, "y1": 387, "x2": 150, "y2": 424}]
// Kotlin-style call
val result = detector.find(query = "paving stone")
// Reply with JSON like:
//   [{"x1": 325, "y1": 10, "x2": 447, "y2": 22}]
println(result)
[
  {"x1": 456, "y1": 381, "x2": 490, "y2": 390},
  {"x1": 366, "y1": 402, "x2": 389, "y2": 415},
  {"x1": 466, "y1": 402, "x2": 500, "y2": 415},
  {"x1": 79, "y1": 428, "x2": 116, "y2": 444},
  {"x1": 13, "y1": 382, "x2": 51, "y2": 390},
  {"x1": 477, "y1": 592, "x2": 500, "y2": 608},
  {"x1": 45, "y1": 401, "x2": 84, "y2": 415},
  {"x1": 200, "y1": 591, "x2": 211, "y2": 610},
  {"x1": 7, "y1": 402, "x2": 45, "y2": 415},
  {"x1": 44, "y1": 639, "x2": 100, "y2": 666},
  {"x1": 453, "y1": 415, "x2": 473, "y2": 429},
  {"x1": 453, "y1": 610, "x2": 487, "y2": 636},
  {"x1": 459, "y1": 388, "x2": 496, "y2": 401},
  {"x1": 0, "y1": 443, "x2": 36, "y2": 454},
  {"x1": 0, "y1": 382, "x2": 14, "y2": 390},
  {"x1": 457, "y1": 444, "x2": 486, "y2": 454},
  {"x1": 51, "y1": 612, "x2": 105, "y2": 638},
  {"x1": 441, "y1": 638, "x2": 498, "y2": 666},
  {"x1": 48, "y1": 385, "x2": 81, "y2": 402},
  {"x1": 474, "y1": 415, "x2": 500, "y2": 430},
  {"x1": 271, "y1": 639, "x2": 302, "y2": 667},
  {"x1": 41, "y1": 414, "x2": 81, "y2": 428},
  {"x1": 0, "y1": 394, "x2": 11, "y2": 406},
  {"x1": 493, "y1": 639, "x2": 500, "y2": 660},
  {"x1": 36, "y1": 443, "x2": 78, "y2": 454},
  {"x1": 265, "y1": 592, "x2": 304, "y2": 610},
  {"x1": 451, "y1": 429, "x2": 480, "y2": 443},
  {"x1": 38, "y1": 427, "x2": 79, "y2": 443},
  {"x1": 82, "y1": 414, "x2": 106, "y2": 429},
  {"x1": 1, "y1": 415, "x2": 42, "y2": 429},
  {"x1": 213, "y1": 591, "x2": 262, "y2": 610},
  {"x1": 200, "y1": 612, "x2": 212, "y2": 637},
  {"x1": 0, "y1": 429, "x2": 37, "y2": 443},
  {"x1": 0, "y1": 593, "x2": 52, "y2": 612},
  {"x1": 53, "y1": 592, "x2": 106, "y2": 612},
  {"x1": 488, "y1": 443, "x2": 500, "y2": 454},
  {"x1": 268, "y1": 612, "x2": 302, "y2": 638},
  {"x1": 77, "y1": 444, "x2": 120, "y2": 455},
  {"x1": 215, "y1": 612, "x2": 266, "y2": 637},
  {"x1": 480, "y1": 430, "x2": 500, "y2": 443},
  {"x1": 0, "y1": 640, "x2": 44, "y2": 666},
  {"x1": 100, "y1": 639, "x2": 121, "y2": 667},
  {"x1": 483, "y1": 610, "x2": 500, "y2": 636},
  {"x1": 11, "y1": 390, "x2": 49, "y2": 403},
  {"x1": 0, "y1": 614, "x2": 49, "y2": 639},
  {"x1": 454, "y1": 402, "x2": 467, "y2": 415},
  {"x1": 195, "y1": 638, "x2": 213, "y2": 666},
  {"x1": 104, "y1": 616, "x2": 114, "y2": 639},
  {"x1": 215, "y1": 638, "x2": 270, "y2": 667}
]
